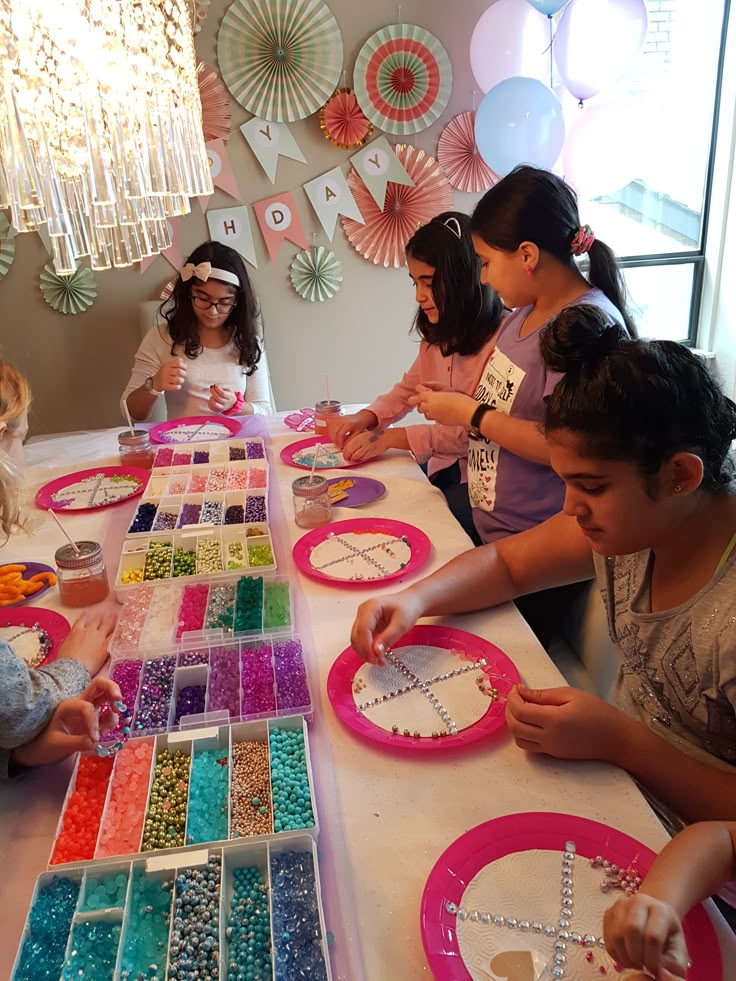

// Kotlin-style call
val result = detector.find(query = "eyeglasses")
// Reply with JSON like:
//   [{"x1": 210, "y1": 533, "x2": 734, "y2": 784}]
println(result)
[{"x1": 191, "y1": 294, "x2": 238, "y2": 314}]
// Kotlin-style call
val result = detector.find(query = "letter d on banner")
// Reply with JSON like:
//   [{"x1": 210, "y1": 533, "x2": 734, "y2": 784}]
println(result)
[{"x1": 253, "y1": 191, "x2": 308, "y2": 262}]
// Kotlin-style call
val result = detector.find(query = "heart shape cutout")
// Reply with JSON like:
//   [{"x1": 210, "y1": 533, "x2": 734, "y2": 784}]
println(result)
[{"x1": 489, "y1": 949, "x2": 536, "y2": 981}]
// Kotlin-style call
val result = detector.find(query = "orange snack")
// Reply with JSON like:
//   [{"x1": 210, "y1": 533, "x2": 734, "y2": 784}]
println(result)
[{"x1": 0, "y1": 564, "x2": 57, "y2": 603}]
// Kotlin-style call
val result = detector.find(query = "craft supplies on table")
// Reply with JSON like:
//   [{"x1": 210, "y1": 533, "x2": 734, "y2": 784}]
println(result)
[
  {"x1": 14, "y1": 835, "x2": 331, "y2": 981},
  {"x1": 0, "y1": 561, "x2": 57, "y2": 607},
  {"x1": 151, "y1": 435, "x2": 266, "y2": 468},
  {"x1": 36, "y1": 466, "x2": 151, "y2": 512},
  {"x1": 148, "y1": 414, "x2": 245, "y2": 444},
  {"x1": 48, "y1": 718, "x2": 318, "y2": 868}
]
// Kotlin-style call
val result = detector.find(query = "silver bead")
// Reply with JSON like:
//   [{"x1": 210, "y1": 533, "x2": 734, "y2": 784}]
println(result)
[
  {"x1": 559, "y1": 918, "x2": 570, "y2": 929},
  {"x1": 558, "y1": 930, "x2": 570, "y2": 941},
  {"x1": 570, "y1": 931, "x2": 582, "y2": 944},
  {"x1": 553, "y1": 953, "x2": 566, "y2": 966},
  {"x1": 506, "y1": 917, "x2": 518, "y2": 929},
  {"x1": 519, "y1": 920, "x2": 530, "y2": 931},
  {"x1": 564, "y1": 850, "x2": 575, "y2": 861},
  {"x1": 552, "y1": 969, "x2": 565, "y2": 979},
  {"x1": 554, "y1": 940, "x2": 566, "y2": 952},
  {"x1": 445, "y1": 901, "x2": 457, "y2": 914},
  {"x1": 561, "y1": 887, "x2": 573, "y2": 898},
  {"x1": 493, "y1": 915, "x2": 505, "y2": 927},
  {"x1": 562, "y1": 876, "x2": 573, "y2": 888},
  {"x1": 544, "y1": 924, "x2": 557, "y2": 936},
  {"x1": 598, "y1": 937, "x2": 607, "y2": 949},
  {"x1": 562, "y1": 897, "x2": 573, "y2": 908},
  {"x1": 480, "y1": 913, "x2": 491, "y2": 924},
  {"x1": 583, "y1": 934, "x2": 596, "y2": 947},
  {"x1": 469, "y1": 911, "x2": 480, "y2": 922},
  {"x1": 565, "y1": 840, "x2": 576, "y2": 852},
  {"x1": 531, "y1": 921, "x2": 543, "y2": 933},
  {"x1": 457, "y1": 909, "x2": 467, "y2": 921}
]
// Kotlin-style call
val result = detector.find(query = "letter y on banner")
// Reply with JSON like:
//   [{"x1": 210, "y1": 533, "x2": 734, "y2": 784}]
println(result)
[
  {"x1": 253, "y1": 192, "x2": 308, "y2": 262},
  {"x1": 350, "y1": 136, "x2": 414, "y2": 209},
  {"x1": 303, "y1": 166, "x2": 364, "y2": 241},
  {"x1": 241, "y1": 118, "x2": 306, "y2": 184}
]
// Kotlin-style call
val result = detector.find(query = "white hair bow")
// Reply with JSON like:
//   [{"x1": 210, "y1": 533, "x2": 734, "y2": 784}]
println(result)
[{"x1": 180, "y1": 261, "x2": 212, "y2": 282}]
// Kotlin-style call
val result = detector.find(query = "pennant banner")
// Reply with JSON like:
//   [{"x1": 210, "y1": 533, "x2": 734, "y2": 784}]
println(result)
[
  {"x1": 140, "y1": 217, "x2": 182, "y2": 274},
  {"x1": 207, "y1": 206, "x2": 258, "y2": 269},
  {"x1": 303, "y1": 166, "x2": 364, "y2": 241},
  {"x1": 198, "y1": 138, "x2": 242, "y2": 211},
  {"x1": 350, "y1": 136, "x2": 414, "y2": 209},
  {"x1": 253, "y1": 191, "x2": 308, "y2": 263},
  {"x1": 240, "y1": 118, "x2": 307, "y2": 184}
]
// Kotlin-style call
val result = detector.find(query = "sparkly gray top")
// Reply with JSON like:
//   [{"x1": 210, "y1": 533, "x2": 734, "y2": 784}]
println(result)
[{"x1": 0, "y1": 639, "x2": 89, "y2": 779}]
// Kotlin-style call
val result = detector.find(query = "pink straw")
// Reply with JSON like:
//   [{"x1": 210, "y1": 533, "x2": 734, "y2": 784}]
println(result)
[
  {"x1": 47, "y1": 508, "x2": 81, "y2": 554},
  {"x1": 325, "y1": 373, "x2": 330, "y2": 404},
  {"x1": 308, "y1": 443, "x2": 323, "y2": 485}
]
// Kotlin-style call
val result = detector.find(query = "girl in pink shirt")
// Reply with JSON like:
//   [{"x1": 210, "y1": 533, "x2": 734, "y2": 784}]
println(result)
[{"x1": 331, "y1": 212, "x2": 504, "y2": 543}]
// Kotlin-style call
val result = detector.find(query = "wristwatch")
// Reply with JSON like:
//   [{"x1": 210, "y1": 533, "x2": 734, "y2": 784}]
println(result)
[
  {"x1": 469, "y1": 402, "x2": 495, "y2": 440},
  {"x1": 144, "y1": 376, "x2": 163, "y2": 397}
]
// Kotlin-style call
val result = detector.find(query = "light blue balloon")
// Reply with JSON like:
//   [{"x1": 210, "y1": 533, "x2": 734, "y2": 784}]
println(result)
[
  {"x1": 475, "y1": 76, "x2": 566, "y2": 176},
  {"x1": 526, "y1": 0, "x2": 569, "y2": 13}
]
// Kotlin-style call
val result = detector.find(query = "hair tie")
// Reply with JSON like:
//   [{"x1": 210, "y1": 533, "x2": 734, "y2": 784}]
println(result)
[{"x1": 570, "y1": 224, "x2": 595, "y2": 256}]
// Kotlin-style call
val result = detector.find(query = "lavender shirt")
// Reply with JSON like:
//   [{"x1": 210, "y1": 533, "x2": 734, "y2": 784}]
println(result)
[{"x1": 469, "y1": 288, "x2": 622, "y2": 543}]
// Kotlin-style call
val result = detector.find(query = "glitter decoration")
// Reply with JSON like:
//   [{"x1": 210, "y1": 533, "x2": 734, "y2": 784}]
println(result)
[
  {"x1": 438, "y1": 110, "x2": 499, "y2": 193},
  {"x1": 39, "y1": 262, "x2": 97, "y2": 315},
  {"x1": 320, "y1": 87, "x2": 372, "y2": 148},
  {"x1": 290, "y1": 246, "x2": 343, "y2": 302}
]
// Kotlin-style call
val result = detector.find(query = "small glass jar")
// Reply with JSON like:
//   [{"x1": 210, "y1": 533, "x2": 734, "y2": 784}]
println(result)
[
  {"x1": 55, "y1": 541, "x2": 110, "y2": 608},
  {"x1": 314, "y1": 400, "x2": 342, "y2": 439},
  {"x1": 292, "y1": 475, "x2": 332, "y2": 529},
  {"x1": 118, "y1": 430, "x2": 154, "y2": 469}
]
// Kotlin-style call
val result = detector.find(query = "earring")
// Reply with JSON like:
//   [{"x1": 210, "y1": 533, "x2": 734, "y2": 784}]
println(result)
[
  {"x1": 526, "y1": 266, "x2": 533, "y2": 277},
  {"x1": 673, "y1": 484, "x2": 682, "y2": 493}
]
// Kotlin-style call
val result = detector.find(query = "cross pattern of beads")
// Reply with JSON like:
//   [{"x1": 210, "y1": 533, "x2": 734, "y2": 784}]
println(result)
[
  {"x1": 353, "y1": 646, "x2": 501, "y2": 738},
  {"x1": 160, "y1": 421, "x2": 235, "y2": 443},
  {"x1": 446, "y1": 841, "x2": 640, "y2": 979},
  {"x1": 50, "y1": 473, "x2": 143, "y2": 509},
  {"x1": 0, "y1": 622, "x2": 52, "y2": 668},
  {"x1": 310, "y1": 531, "x2": 411, "y2": 580},
  {"x1": 293, "y1": 445, "x2": 345, "y2": 468}
]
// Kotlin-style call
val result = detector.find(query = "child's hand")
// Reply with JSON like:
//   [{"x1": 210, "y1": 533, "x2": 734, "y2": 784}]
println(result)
[
  {"x1": 11, "y1": 677, "x2": 122, "y2": 769},
  {"x1": 57, "y1": 610, "x2": 118, "y2": 676},
  {"x1": 409, "y1": 386, "x2": 476, "y2": 427},
  {"x1": 154, "y1": 357, "x2": 187, "y2": 392},
  {"x1": 343, "y1": 429, "x2": 391, "y2": 462},
  {"x1": 603, "y1": 893, "x2": 689, "y2": 980},
  {"x1": 505, "y1": 685, "x2": 624, "y2": 761},
  {"x1": 208, "y1": 384, "x2": 237, "y2": 412},
  {"x1": 350, "y1": 592, "x2": 424, "y2": 665},
  {"x1": 329, "y1": 410, "x2": 378, "y2": 449}
]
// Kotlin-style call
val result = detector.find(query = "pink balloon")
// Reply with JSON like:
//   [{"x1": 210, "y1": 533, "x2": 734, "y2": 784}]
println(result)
[
  {"x1": 470, "y1": 0, "x2": 551, "y2": 95},
  {"x1": 563, "y1": 102, "x2": 643, "y2": 200},
  {"x1": 554, "y1": 0, "x2": 648, "y2": 102}
]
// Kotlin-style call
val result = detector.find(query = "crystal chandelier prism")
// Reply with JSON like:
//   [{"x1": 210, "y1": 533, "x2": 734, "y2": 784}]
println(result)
[{"x1": 0, "y1": 0, "x2": 213, "y2": 274}]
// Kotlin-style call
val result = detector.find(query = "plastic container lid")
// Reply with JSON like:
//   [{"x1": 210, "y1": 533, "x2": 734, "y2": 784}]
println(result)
[
  {"x1": 314, "y1": 400, "x2": 341, "y2": 414},
  {"x1": 118, "y1": 430, "x2": 150, "y2": 447},
  {"x1": 292, "y1": 475, "x2": 329, "y2": 498},
  {"x1": 55, "y1": 540, "x2": 104, "y2": 569}
]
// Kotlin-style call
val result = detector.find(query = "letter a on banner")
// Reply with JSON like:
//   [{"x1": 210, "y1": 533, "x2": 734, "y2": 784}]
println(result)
[
  {"x1": 350, "y1": 136, "x2": 414, "y2": 209},
  {"x1": 253, "y1": 192, "x2": 308, "y2": 262},
  {"x1": 206, "y1": 206, "x2": 258, "y2": 269},
  {"x1": 240, "y1": 118, "x2": 306, "y2": 184},
  {"x1": 303, "y1": 166, "x2": 364, "y2": 241}
]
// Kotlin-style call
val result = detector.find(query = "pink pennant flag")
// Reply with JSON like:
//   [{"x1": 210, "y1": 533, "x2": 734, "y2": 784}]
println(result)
[
  {"x1": 198, "y1": 139, "x2": 242, "y2": 212},
  {"x1": 139, "y1": 217, "x2": 182, "y2": 273},
  {"x1": 253, "y1": 191, "x2": 308, "y2": 262}
]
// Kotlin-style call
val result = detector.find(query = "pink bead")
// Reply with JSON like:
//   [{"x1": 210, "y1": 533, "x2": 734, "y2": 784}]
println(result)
[
  {"x1": 586, "y1": 952, "x2": 594, "y2": 962},
  {"x1": 96, "y1": 737, "x2": 154, "y2": 857},
  {"x1": 227, "y1": 468, "x2": 249, "y2": 490},
  {"x1": 176, "y1": 583, "x2": 209, "y2": 639}
]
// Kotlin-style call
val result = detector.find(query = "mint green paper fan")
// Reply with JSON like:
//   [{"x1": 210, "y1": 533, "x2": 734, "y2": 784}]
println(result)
[
  {"x1": 0, "y1": 214, "x2": 16, "y2": 280},
  {"x1": 217, "y1": 0, "x2": 343, "y2": 123},
  {"x1": 290, "y1": 247, "x2": 342, "y2": 302},
  {"x1": 40, "y1": 263, "x2": 97, "y2": 315}
]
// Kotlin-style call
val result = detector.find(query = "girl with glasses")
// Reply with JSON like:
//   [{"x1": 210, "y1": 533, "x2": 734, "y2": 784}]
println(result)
[{"x1": 122, "y1": 241, "x2": 274, "y2": 421}]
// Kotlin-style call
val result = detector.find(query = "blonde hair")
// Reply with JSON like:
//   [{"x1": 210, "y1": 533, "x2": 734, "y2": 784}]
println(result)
[{"x1": 0, "y1": 360, "x2": 31, "y2": 539}]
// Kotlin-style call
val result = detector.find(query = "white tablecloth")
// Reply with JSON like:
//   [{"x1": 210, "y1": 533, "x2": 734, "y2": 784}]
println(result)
[{"x1": 1, "y1": 416, "x2": 734, "y2": 980}]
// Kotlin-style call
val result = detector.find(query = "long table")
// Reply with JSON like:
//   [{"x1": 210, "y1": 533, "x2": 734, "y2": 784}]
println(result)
[{"x1": 1, "y1": 416, "x2": 734, "y2": 980}]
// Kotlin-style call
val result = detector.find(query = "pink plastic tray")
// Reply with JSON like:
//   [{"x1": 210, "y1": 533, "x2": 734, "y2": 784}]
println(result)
[
  {"x1": 0, "y1": 606, "x2": 70, "y2": 667},
  {"x1": 36, "y1": 467, "x2": 150, "y2": 512},
  {"x1": 149, "y1": 415, "x2": 241, "y2": 444},
  {"x1": 280, "y1": 436, "x2": 366, "y2": 470}
]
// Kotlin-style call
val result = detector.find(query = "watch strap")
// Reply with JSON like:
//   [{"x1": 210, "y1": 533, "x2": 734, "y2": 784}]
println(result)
[
  {"x1": 145, "y1": 376, "x2": 163, "y2": 397},
  {"x1": 469, "y1": 402, "x2": 495, "y2": 439}
]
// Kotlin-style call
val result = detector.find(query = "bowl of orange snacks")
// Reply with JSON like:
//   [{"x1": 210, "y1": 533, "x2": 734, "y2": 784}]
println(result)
[{"x1": 0, "y1": 562, "x2": 58, "y2": 607}]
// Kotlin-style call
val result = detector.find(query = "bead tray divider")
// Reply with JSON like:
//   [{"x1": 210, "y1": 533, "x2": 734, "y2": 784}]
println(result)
[
  {"x1": 109, "y1": 574, "x2": 294, "y2": 655},
  {"x1": 127, "y1": 482, "x2": 269, "y2": 536},
  {"x1": 13, "y1": 834, "x2": 333, "y2": 981},
  {"x1": 151, "y1": 436, "x2": 266, "y2": 472},
  {"x1": 47, "y1": 717, "x2": 319, "y2": 870},
  {"x1": 114, "y1": 524, "x2": 277, "y2": 594},
  {"x1": 109, "y1": 634, "x2": 313, "y2": 738}
]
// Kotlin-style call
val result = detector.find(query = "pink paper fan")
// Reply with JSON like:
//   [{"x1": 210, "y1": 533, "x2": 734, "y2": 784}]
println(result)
[
  {"x1": 438, "y1": 110, "x2": 498, "y2": 193},
  {"x1": 159, "y1": 277, "x2": 176, "y2": 301},
  {"x1": 341, "y1": 144, "x2": 453, "y2": 268},
  {"x1": 198, "y1": 62, "x2": 231, "y2": 145},
  {"x1": 320, "y1": 88, "x2": 373, "y2": 149}
]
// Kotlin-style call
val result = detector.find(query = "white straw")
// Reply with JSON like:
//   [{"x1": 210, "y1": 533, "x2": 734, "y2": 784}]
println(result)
[
  {"x1": 47, "y1": 508, "x2": 80, "y2": 554},
  {"x1": 308, "y1": 443, "x2": 322, "y2": 485},
  {"x1": 123, "y1": 401, "x2": 135, "y2": 437},
  {"x1": 325, "y1": 373, "x2": 330, "y2": 404}
]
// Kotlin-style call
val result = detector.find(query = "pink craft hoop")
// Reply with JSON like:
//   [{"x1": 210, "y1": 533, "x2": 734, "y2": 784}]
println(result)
[
  {"x1": 149, "y1": 415, "x2": 242, "y2": 444},
  {"x1": 421, "y1": 811, "x2": 722, "y2": 981},
  {"x1": 36, "y1": 467, "x2": 150, "y2": 513},
  {"x1": 0, "y1": 561, "x2": 56, "y2": 608},
  {"x1": 280, "y1": 436, "x2": 367, "y2": 470},
  {"x1": 328, "y1": 624, "x2": 520, "y2": 754},
  {"x1": 292, "y1": 517, "x2": 431, "y2": 588},
  {"x1": 0, "y1": 606, "x2": 70, "y2": 667}
]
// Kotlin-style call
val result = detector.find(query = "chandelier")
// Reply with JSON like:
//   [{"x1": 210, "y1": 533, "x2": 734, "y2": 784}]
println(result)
[{"x1": 0, "y1": 0, "x2": 213, "y2": 274}]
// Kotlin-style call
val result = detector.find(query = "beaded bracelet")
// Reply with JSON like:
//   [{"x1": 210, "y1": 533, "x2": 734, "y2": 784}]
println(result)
[{"x1": 95, "y1": 700, "x2": 132, "y2": 758}]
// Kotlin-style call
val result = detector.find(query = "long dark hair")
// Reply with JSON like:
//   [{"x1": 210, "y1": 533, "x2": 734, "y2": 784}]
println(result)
[
  {"x1": 471, "y1": 166, "x2": 637, "y2": 337},
  {"x1": 541, "y1": 304, "x2": 736, "y2": 491},
  {"x1": 158, "y1": 241, "x2": 261, "y2": 375},
  {"x1": 406, "y1": 211, "x2": 505, "y2": 357}
]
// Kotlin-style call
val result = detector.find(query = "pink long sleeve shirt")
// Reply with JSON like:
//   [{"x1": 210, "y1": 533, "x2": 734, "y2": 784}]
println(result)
[{"x1": 366, "y1": 332, "x2": 498, "y2": 479}]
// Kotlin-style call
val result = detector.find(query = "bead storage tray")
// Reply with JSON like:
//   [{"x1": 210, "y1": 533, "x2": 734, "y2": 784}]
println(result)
[
  {"x1": 13, "y1": 834, "x2": 332, "y2": 981},
  {"x1": 109, "y1": 575, "x2": 293, "y2": 655},
  {"x1": 127, "y1": 486, "x2": 269, "y2": 537},
  {"x1": 48, "y1": 717, "x2": 318, "y2": 869},
  {"x1": 152, "y1": 436, "x2": 266, "y2": 471},
  {"x1": 108, "y1": 635, "x2": 313, "y2": 736},
  {"x1": 115, "y1": 527, "x2": 277, "y2": 592}
]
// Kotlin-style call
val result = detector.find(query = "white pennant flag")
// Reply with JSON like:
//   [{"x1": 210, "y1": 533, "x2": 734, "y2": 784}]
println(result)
[
  {"x1": 240, "y1": 118, "x2": 307, "y2": 184},
  {"x1": 206, "y1": 206, "x2": 258, "y2": 269},
  {"x1": 303, "y1": 167, "x2": 365, "y2": 241}
]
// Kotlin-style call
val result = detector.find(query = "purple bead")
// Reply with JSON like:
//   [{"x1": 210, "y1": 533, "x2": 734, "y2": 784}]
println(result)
[
  {"x1": 244, "y1": 495, "x2": 267, "y2": 523},
  {"x1": 109, "y1": 659, "x2": 143, "y2": 736},
  {"x1": 207, "y1": 647, "x2": 240, "y2": 717},
  {"x1": 240, "y1": 643, "x2": 276, "y2": 716},
  {"x1": 128, "y1": 502, "x2": 157, "y2": 533},
  {"x1": 177, "y1": 649, "x2": 209, "y2": 667},
  {"x1": 173, "y1": 684, "x2": 206, "y2": 723},
  {"x1": 133, "y1": 656, "x2": 176, "y2": 731},
  {"x1": 193, "y1": 450, "x2": 209, "y2": 464},
  {"x1": 274, "y1": 638, "x2": 310, "y2": 711},
  {"x1": 177, "y1": 502, "x2": 201, "y2": 527},
  {"x1": 245, "y1": 442, "x2": 264, "y2": 459},
  {"x1": 224, "y1": 504, "x2": 244, "y2": 525}
]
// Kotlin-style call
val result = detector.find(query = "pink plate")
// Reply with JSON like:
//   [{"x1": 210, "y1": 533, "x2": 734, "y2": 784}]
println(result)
[
  {"x1": 36, "y1": 467, "x2": 150, "y2": 512},
  {"x1": 0, "y1": 561, "x2": 56, "y2": 608},
  {"x1": 327, "y1": 624, "x2": 520, "y2": 754},
  {"x1": 292, "y1": 517, "x2": 431, "y2": 587},
  {"x1": 421, "y1": 811, "x2": 722, "y2": 981},
  {"x1": 0, "y1": 606, "x2": 71, "y2": 668},
  {"x1": 280, "y1": 436, "x2": 366, "y2": 470},
  {"x1": 149, "y1": 415, "x2": 242, "y2": 444}
]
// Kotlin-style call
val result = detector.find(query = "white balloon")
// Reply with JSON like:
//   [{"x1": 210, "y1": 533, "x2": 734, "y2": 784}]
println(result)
[
  {"x1": 470, "y1": 0, "x2": 551, "y2": 94},
  {"x1": 563, "y1": 101, "x2": 644, "y2": 200}
]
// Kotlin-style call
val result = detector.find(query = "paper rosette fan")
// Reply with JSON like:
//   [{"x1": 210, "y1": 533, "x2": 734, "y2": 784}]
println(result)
[
  {"x1": 197, "y1": 62, "x2": 231, "y2": 144},
  {"x1": 159, "y1": 277, "x2": 176, "y2": 301},
  {"x1": 40, "y1": 263, "x2": 97, "y2": 315},
  {"x1": 438, "y1": 111, "x2": 498, "y2": 194},
  {"x1": 354, "y1": 24, "x2": 452, "y2": 136},
  {"x1": 341, "y1": 144, "x2": 452, "y2": 268},
  {"x1": 217, "y1": 0, "x2": 343, "y2": 123},
  {"x1": 0, "y1": 214, "x2": 16, "y2": 280},
  {"x1": 320, "y1": 88, "x2": 373, "y2": 149},
  {"x1": 290, "y1": 247, "x2": 343, "y2": 302}
]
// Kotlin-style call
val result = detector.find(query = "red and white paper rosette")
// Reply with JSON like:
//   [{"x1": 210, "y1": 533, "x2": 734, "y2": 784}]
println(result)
[
  {"x1": 197, "y1": 62, "x2": 232, "y2": 145},
  {"x1": 320, "y1": 88, "x2": 373, "y2": 149}
]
